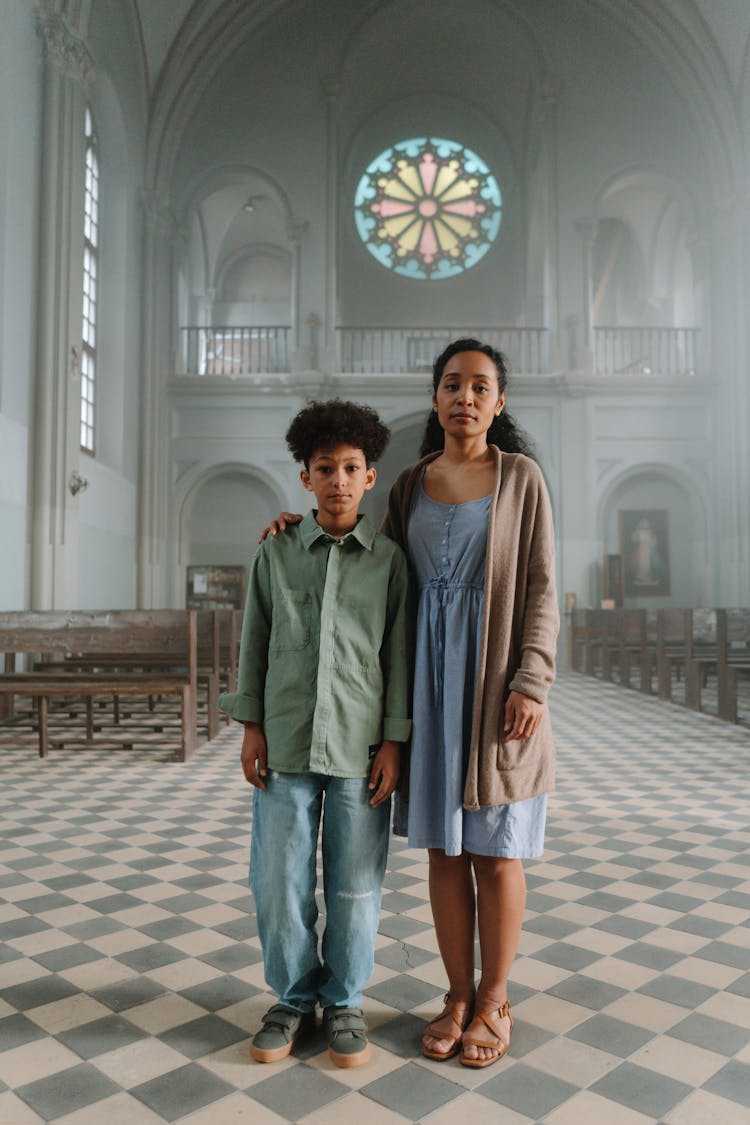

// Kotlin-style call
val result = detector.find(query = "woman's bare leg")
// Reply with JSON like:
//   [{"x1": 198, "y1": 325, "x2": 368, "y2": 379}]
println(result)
[
  {"x1": 423, "y1": 848, "x2": 476, "y2": 1055},
  {"x1": 462, "y1": 855, "x2": 526, "y2": 1062}
]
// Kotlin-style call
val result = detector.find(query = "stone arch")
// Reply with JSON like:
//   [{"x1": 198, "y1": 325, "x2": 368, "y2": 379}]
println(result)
[
  {"x1": 175, "y1": 462, "x2": 287, "y2": 581},
  {"x1": 596, "y1": 461, "x2": 711, "y2": 606},
  {"x1": 215, "y1": 243, "x2": 292, "y2": 306},
  {"x1": 592, "y1": 167, "x2": 700, "y2": 326}
]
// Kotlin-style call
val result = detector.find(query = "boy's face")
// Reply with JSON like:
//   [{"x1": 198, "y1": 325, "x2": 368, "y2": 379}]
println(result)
[{"x1": 300, "y1": 443, "x2": 376, "y2": 535}]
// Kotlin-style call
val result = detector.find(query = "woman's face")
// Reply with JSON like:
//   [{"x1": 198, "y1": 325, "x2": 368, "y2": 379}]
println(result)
[{"x1": 433, "y1": 350, "x2": 505, "y2": 440}]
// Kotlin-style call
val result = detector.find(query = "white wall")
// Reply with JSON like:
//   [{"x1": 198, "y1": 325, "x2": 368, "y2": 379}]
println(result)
[{"x1": 77, "y1": 458, "x2": 136, "y2": 608}]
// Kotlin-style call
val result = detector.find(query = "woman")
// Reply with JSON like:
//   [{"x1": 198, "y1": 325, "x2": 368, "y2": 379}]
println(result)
[
  {"x1": 381, "y1": 338, "x2": 558, "y2": 1066},
  {"x1": 261, "y1": 338, "x2": 558, "y2": 1067}
]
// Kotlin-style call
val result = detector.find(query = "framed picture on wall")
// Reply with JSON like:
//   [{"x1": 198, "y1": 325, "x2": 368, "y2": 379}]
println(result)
[
  {"x1": 186, "y1": 564, "x2": 246, "y2": 609},
  {"x1": 619, "y1": 509, "x2": 670, "y2": 597}
]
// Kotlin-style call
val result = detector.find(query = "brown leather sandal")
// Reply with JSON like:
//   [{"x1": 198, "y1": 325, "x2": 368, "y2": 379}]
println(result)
[
  {"x1": 459, "y1": 999, "x2": 514, "y2": 1068},
  {"x1": 422, "y1": 993, "x2": 474, "y2": 1061}
]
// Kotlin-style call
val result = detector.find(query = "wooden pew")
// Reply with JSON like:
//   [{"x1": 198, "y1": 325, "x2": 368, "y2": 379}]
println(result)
[
  {"x1": 716, "y1": 609, "x2": 750, "y2": 722},
  {"x1": 583, "y1": 609, "x2": 612, "y2": 678},
  {"x1": 657, "y1": 609, "x2": 691, "y2": 702},
  {"x1": 0, "y1": 611, "x2": 204, "y2": 760},
  {"x1": 684, "y1": 609, "x2": 718, "y2": 712},
  {"x1": 617, "y1": 609, "x2": 649, "y2": 691},
  {"x1": 570, "y1": 608, "x2": 591, "y2": 672},
  {"x1": 38, "y1": 612, "x2": 223, "y2": 739}
]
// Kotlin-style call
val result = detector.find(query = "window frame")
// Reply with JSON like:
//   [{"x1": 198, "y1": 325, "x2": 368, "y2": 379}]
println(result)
[{"x1": 80, "y1": 105, "x2": 99, "y2": 455}]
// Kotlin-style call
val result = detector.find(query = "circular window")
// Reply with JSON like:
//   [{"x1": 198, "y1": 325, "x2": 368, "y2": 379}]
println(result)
[{"x1": 354, "y1": 136, "x2": 502, "y2": 280}]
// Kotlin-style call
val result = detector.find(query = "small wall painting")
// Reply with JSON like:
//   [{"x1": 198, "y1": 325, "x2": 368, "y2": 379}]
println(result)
[{"x1": 620, "y1": 509, "x2": 670, "y2": 597}]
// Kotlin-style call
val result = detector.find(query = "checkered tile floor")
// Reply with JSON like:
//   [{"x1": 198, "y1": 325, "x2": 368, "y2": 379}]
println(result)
[{"x1": 1, "y1": 672, "x2": 749, "y2": 1123}]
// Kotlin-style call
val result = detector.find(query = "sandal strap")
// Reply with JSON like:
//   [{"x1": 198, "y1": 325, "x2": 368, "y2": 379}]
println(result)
[
  {"x1": 423, "y1": 993, "x2": 473, "y2": 1041},
  {"x1": 462, "y1": 1001, "x2": 512, "y2": 1051}
]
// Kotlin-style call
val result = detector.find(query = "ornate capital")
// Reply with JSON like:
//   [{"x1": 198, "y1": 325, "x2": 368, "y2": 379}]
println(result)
[
  {"x1": 286, "y1": 218, "x2": 309, "y2": 247},
  {"x1": 540, "y1": 76, "x2": 563, "y2": 106},
  {"x1": 36, "y1": 5, "x2": 95, "y2": 88},
  {"x1": 140, "y1": 189, "x2": 176, "y2": 238},
  {"x1": 320, "y1": 75, "x2": 340, "y2": 104},
  {"x1": 575, "y1": 218, "x2": 598, "y2": 248}
]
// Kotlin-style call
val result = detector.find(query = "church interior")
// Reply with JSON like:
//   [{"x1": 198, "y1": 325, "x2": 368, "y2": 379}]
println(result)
[{"x1": 1, "y1": 1, "x2": 749, "y2": 1122}]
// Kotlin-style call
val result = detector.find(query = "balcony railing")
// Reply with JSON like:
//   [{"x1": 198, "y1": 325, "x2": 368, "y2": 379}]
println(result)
[
  {"x1": 181, "y1": 326, "x2": 290, "y2": 375},
  {"x1": 177, "y1": 324, "x2": 700, "y2": 378},
  {"x1": 336, "y1": 326, "x2": 550, "y2": 374},
  {"x1": 594, "y1": 327, "x2": 698, "y2": 376}
]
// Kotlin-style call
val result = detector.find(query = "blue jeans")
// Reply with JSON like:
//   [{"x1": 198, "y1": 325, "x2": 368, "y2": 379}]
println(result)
[{"x1": 249, "y1": 770, "x2": 390, "y2": 1011}]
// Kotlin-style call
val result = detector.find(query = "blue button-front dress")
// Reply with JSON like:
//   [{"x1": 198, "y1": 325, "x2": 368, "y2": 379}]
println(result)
[{"x1": 393, "y1": 478, "x2": 547, "y2": 857}]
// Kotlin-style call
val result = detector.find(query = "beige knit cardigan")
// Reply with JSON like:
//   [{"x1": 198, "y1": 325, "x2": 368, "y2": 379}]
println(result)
[{"x1": 382, "y1": 446, "x2": 559, "y2": 809}]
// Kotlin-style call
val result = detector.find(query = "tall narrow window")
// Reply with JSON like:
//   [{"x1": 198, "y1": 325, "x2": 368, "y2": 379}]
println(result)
[{"x1": 81, "y1": 107, "x2": 99, "y2": 452}]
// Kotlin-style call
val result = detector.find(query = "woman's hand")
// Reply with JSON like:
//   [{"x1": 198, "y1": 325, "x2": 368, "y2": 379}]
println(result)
[
  {"x1": 257, "y1": 512, "x2": 303, "y2": 543},
  {"x1": 503, "y1": 691, "x2": 543, "y2": 741}
]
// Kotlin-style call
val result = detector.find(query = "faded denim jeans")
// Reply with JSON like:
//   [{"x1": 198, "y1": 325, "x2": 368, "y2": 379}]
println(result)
[{"x1": 249, "y1": 770, "x2": 390, "y2": 1011}]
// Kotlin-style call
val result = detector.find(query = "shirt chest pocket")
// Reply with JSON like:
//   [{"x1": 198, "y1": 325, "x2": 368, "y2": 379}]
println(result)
[{"x1": 270, "y1": 589, "x2": 312, "y2": 652}]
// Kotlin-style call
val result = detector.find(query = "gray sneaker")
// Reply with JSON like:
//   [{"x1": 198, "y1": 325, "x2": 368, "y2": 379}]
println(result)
[
  {"x1": 250, "y1": 1003, "x2": 315, "y2": 1063},
  {"x1": 323, "y1": 1006, "x2": 371, "y2": 1068}
]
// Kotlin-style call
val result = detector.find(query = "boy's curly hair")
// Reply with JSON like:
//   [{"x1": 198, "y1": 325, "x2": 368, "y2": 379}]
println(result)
[{"x1": 285, "y1": 399, "x2": 390, "y2": 467}]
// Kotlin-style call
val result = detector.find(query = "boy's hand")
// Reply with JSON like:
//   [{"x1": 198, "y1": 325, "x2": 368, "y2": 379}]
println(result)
[
  {"x1": 369, "y1": 740, "x2": 400, "y2": 806},
  {"x1": 257, "y1": 512, "x2": 303, "y2": 544},
  {"x1": 503, "y1": 691, "x2": 543, "y2": 741},
  {"x1": 241, "y1": 723, "x2": 268, "y2": 788}
]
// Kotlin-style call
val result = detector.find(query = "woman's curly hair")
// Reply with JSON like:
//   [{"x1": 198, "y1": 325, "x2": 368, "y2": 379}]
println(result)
[
  {"x1": 419, "y1": 337, "x2": 536, "y2": 459},
  {"x1": 286, "y1": 399, "x2": 390, "y2": 467}
]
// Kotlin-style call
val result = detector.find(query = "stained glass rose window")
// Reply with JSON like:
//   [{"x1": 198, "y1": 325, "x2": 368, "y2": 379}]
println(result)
[{"x1": 354, "y1": 137, "x2": 502, "y2": 280}]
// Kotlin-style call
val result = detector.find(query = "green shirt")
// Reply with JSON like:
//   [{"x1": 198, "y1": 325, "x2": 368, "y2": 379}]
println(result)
[{"x1": 219, "y1": 512, "x2": 412, "y2": 777}]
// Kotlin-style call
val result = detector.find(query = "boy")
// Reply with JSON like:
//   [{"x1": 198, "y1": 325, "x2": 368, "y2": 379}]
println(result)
[{"x1": 219, "y1": 400, "x2": 411, "y2": 1068}]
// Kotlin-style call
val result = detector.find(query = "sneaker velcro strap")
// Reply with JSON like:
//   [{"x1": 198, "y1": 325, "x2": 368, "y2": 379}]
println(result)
[
  {"x1": 326, "y1": 1008, "x2": 367, "y2": 1035},
  {"x1": 261, "y1": 1004, "x2": 306, "y2": 1035}
]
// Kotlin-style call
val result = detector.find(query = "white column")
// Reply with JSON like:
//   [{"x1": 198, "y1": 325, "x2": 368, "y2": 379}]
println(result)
[
  {"x1": 576, "y1": 218, "x2": 597, "y2": 372},
  {"x1": 136, "y1": 191, "x2": 174, "y2": 608},
  {"x1": 708, "y1": 198, "x2": 750, "y2": 604},
  {"x1": 30, "y1": 9, "x2": 94, "y2": 609},
  {"x1": 286, "y1": 217, "x2": 308, "y2": 372},
  {"x1": 541, "y1": 79, "x2": 562, "y2": 365},
  {"x1": 321, "y1": 76, "x2": 339, "y2": 374}
]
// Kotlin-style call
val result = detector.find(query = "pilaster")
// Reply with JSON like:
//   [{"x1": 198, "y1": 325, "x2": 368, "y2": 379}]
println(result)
[
  {"x1": 286, "y1": 217, "x2": 308, "y2": 371},
  {"x1": 29, "y1": 7, "x2": 95, "y2": 609},
  {"x1": 136, "y1": 190, "x2": 175, "y2": 608},
  {"x1": 321, "y1": 76, "x2": 340, "y2": 374},
  {"x1": 575, "y1": 218, "x2": 597, "y2": 373}
]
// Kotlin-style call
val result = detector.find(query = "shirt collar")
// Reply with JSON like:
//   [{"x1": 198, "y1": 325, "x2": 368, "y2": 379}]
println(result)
[{"x1": 300, "y1": 510, "x2": 376, "y2": 551}]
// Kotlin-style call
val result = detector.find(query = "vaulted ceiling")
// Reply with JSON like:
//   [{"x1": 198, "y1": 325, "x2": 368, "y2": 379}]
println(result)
[{"x1": 128, "y1": 0, "x2": 750, "y2": 97}]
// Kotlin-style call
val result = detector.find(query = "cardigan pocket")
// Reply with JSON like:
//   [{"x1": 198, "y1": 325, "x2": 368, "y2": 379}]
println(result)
[{"x1": 496, "y1": 737, "x2": 526, "y2": 770}]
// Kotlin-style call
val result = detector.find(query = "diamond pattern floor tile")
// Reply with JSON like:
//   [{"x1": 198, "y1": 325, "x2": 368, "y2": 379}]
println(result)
[{"x1": 0, "y1": 673, "x2": 749, "y2": 1122}]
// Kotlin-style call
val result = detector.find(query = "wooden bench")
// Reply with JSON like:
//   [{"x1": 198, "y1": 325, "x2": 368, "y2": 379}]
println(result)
[
  {"x1": 656, "y1": 609, "x2": 691, "y2": 702},
  {"x1": 569, "y1": 608, "x2": 591, "y2": 672},
  {"x1": 198, "y1": 608, "x2": 239, "y2": 694},
  {"x1": 0, "y1": 611, "x2": 205, "y2": 760},
  {"x1": 580, "y1": 609, "x2": 621, "y2": 680},
  {"x1": 716, "y1": 609, "x2": 750, "y2": 722},
  {"x1": 684, "y1": 609, "x2": 718, "y2": 712},
  {"x1": 617, "y1": 609, "x2": 650, "y2": 691}
]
